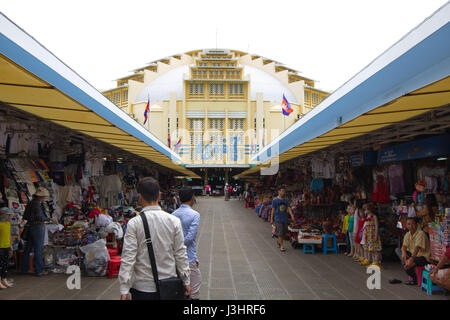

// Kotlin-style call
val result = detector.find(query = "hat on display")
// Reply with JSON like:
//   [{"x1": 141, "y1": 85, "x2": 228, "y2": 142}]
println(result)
[{"x1": 34, "y1": 187, "x2": 50, "y2": 197}]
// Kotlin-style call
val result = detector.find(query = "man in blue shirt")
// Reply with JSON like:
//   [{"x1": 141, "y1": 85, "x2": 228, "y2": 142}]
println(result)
[
  {"x1": 270, "y1": 186, "x2": 294, "y2": 252},
  {"x1": 173, "y1": 186, "x2": 201, "y2": 299}
]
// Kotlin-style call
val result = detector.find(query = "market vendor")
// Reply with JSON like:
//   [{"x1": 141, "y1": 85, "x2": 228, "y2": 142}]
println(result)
[
  {"x1": 270, "y1": 186, "x2": 295, "y2": 253},
  {"x1": 429, "y1": 246, "x2": 450, "y2": 290},
  {"x1": 394, "y1": 217, "x2": 431, "y2": 285}
]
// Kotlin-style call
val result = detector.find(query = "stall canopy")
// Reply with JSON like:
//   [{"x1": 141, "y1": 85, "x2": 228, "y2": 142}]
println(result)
[
  {"x1": 237, "y1": 3, "x2": 450, "y2": 178},
  {"x1": 0, "y1": 13, "x2": 199, "y2": 179}
]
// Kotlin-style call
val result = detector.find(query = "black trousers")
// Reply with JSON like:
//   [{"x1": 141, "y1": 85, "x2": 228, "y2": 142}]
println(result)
[
  {"x1": 130, "y1": 288, "x2": 159, "y2": 300},
  {"x1": 0, "y1": 248, "x2": 9, "y2": 278},
  {"x1": 345, "y1": 232, "x2": 351, "y2": 254},
  {"x1": 395, "y1": 248, "x2": 429, "y2": 280}
]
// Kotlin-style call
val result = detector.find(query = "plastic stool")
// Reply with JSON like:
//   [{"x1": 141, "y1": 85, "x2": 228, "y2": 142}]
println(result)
[
  {"x1": 107, "y1": 256, "x2": 121, "y2": 279},
  {"x1": 415, "y1": 266, "x2": 425, "y2": 287},
  {"x1": 421, "y1": 269, "x2": 447, "y2": 295},
  {"x1": 322, "y1": 235, "x2": 338, "y2": 255},
  {"x1": 303, "y1": 244, "x2": 315, "y2": 254},
  {"x1": 107, "y1": 248, "x2": 118, "y2": 258}
]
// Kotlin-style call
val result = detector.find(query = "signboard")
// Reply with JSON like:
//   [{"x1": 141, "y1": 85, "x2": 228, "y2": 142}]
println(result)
[
  {"x1": 351, "y1": 152, "x2": 377, "y2": 167},
  {"x1": 378, "y1": 134, "x2": 450, "y2": 164}
]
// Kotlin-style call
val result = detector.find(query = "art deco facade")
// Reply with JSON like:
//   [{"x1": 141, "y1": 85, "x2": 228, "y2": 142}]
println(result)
[{"x1": 102, "y1": 49, "x2": 330, "y2": 178}]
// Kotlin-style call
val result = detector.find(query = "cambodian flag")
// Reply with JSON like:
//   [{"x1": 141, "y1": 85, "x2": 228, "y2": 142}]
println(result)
[
  {"x1": 281, "y1": 94, "x2": 293, "y2": 116},
  {"x1": 168, "y1": 133, "x2": 171, "y2": 148},
  {"x1": 143, "y1": 96, "x2": 150, "y2": 125},
  {"x1": 174, "y1": 138, "x2": 182, "y2": 152}
]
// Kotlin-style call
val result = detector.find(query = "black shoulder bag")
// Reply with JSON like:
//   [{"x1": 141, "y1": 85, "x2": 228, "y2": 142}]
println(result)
[
  {"x1": 21, "y1": 201, "x2": 34, "y2": 241},
  {"x1": 140, "y1": 212, "x2": 185, "y2": 300}
]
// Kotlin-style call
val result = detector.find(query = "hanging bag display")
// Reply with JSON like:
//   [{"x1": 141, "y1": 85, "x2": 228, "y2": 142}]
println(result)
[{"x1": 140, "y1": 211, "x2": 185, "y2": 300}]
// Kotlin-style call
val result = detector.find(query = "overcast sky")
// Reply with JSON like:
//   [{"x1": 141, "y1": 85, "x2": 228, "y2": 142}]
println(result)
[{"x1": 1, "y1": 0, "x2": 448, "y2": 92}]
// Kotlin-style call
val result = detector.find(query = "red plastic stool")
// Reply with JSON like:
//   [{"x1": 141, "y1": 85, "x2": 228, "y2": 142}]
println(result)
[
  {"x1": 416, "y1": 266, "x2": 425, "y2": 287},
  {"x1": 107, "y1": 248, "x2": 118, "y2": 258},
  {"x1": 107, "y1": 256, "x2": 121, "y2": 279}
]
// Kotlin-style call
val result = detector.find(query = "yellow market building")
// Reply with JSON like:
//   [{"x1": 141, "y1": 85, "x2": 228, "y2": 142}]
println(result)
[{"x1": 102, "y1": 49, "x2": 330, "y2": 182}]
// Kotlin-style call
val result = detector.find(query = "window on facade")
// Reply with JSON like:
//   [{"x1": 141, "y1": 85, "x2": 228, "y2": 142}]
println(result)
[
  {"x1": 209, "y1": 83, "x2": 224, "y2": 95},
  {"x1": 189, "y1": 83, "x2": 204, "y2": 95},
  {"x1": 229, "y1": 132, "x2": 244, "y2": 161},
  {"x1": 190, "y1": 132, "x2": 203, "y2": 161},
  {"x1": 112, "y1": 92, "x2": 120, "y2": 105},
  {"x1": 304, "y1": 90, "x2": 310, "y2": 103},
  {"x1": 229, "y1": 119, "x2": 244, "y2": 130},
  {"x1": 122, "y1": 89, "x2": 128, "y2": 103},
  {"x1": 209, "y1": 118, "x2": 224, "y2": 130},
  {"x1": 312, "y1": 93, "x2": 319, "y2": 104},
  {"x1": 229, "y1": 83, "x2": 244, "y2": 95},
  {"x1": 209, "y1": 132, "x2": 224, "y2": 161},
  {"x1": 189, "y1": 118, "x2": 204, "y2": 130}
]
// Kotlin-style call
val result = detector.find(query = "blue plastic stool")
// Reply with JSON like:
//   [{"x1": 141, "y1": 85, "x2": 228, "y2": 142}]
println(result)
[
  {"x1": 303, "y1": 244, "x2": 315, "y2": 254},
  {"x1": 421, "y1": 269, "x2": 447, "y2": 295},
  {"x1": 322, "y1": 234, "x2": 338, "y2": 255}
]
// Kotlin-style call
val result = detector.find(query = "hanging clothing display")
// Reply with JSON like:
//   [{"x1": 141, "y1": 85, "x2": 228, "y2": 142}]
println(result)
[
  {"x1": 372, "y1": 175, "x2": 389, "y2": 203},
  {"x1": 388, "y1": 164, "x2": 405, "y2": 194}
]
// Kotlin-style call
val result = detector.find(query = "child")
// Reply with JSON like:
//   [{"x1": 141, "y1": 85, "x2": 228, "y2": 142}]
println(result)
[
  {"x1": 0, "y1": 207, "x2": 13, "y2": 289},
  {"x1": 362, "y1": 202, "x2": 382, "y2": 268},
  {"x1": 353, "y1": 204, "x2": 367, "y2": 263},
  {"x1": 346, "y1": 205, "x2": 356, "y2": 257}
]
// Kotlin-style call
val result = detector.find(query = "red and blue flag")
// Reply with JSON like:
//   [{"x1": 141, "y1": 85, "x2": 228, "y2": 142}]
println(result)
[
  {"x1": 174, "y1": 138, "x2": 182, "y2": 152},
  {"x1": 143, "y1": 96, "x2": 150, "y2": 125},
  {"x1": 281, "y1": 94, "x2": 293, "y2": 116}
]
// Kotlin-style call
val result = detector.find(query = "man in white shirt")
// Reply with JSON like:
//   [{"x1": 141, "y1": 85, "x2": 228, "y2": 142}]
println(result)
[{"x1": 119, "y1": 177, "x2": 191, "y2": 300}]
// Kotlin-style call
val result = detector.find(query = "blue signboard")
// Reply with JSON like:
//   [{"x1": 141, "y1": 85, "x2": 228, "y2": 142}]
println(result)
[
  {"x1": 377, "y1": 134, "x2": 450, "y2": 164},
  {"x1": 351, "y1": 151, "x2": 377, "y2": 167}
]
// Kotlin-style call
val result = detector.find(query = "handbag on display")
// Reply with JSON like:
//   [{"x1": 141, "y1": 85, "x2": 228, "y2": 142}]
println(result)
[{"x1": 140, "y1": 212, "x2": 185, "y2": 300}]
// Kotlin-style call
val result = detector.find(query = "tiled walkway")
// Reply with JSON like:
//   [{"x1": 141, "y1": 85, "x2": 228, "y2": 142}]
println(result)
[{"x1": 1, "y1": 197, "x2": 448, "y2": 300}]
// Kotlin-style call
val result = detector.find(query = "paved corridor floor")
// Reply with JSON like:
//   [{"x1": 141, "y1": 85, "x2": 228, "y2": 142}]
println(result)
[{"x1": 1, "y1": 197, "x2": 449, "y2": 300}]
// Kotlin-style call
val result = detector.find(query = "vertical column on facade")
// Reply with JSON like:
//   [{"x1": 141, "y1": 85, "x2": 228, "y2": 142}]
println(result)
[
  {"x1": 182, "y1": 98, "x2": 187, "y2": 163},
  {"x1": 169, "y1": 92, "x2": 177, "y2": 148},
  {"x1": 225, "y1": 109, "x2": 229, "y2": 165},
  {"x1": 204, "y1": 108, "x2": 208, "y2": 166},
  {"x1": 246, "y1": 99, "x2": 251, "y2": 165},
  {"x1": 256, "y1": 93, "x2": 264, "y2": 152}
]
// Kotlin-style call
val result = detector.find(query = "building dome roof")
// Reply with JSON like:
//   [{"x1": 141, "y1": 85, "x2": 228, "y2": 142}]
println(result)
[
  {"x1": 135, "y1": 64, "x2": 297, "y2": 104},
  {"x1": 135, "y1": 65, "x2": 189, "y2": 103},
  {"x1": 243, "y1": 65, "x2": 297, "y2": 103}
]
